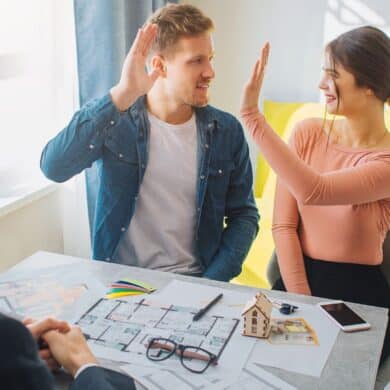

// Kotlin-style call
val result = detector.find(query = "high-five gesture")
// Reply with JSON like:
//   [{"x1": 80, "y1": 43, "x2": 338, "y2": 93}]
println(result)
[
  {"x1": 240, "y1": 42, "x2": 270, "y2": 113},
  {"x1": 111, "y1": 23, "x2": 160, "y2": 111}
]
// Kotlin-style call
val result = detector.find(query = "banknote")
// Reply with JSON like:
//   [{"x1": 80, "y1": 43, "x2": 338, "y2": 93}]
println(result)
[{"x1": 268, "y1": 317, "x2": 319, "y2": 346}]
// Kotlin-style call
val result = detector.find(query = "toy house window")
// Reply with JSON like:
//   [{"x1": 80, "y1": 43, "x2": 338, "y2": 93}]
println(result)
[
  {"x1": 252, "y1": 318, "x2": 257, "y2": 325},
  {"x1": 252, "y1": 310, "x2": 257, "y2": 317},
  {"x1": 251, "y1": 326, "x2": 256, "y2": 333}
]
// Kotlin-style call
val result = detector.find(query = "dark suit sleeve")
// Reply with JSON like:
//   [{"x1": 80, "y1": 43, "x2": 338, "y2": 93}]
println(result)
[
  {"x1": 70, "y1": 366, "x2": 136, "y2": 390},
  {"x1": 0, "y1": 314, "x2": 54, "y2": 390}
]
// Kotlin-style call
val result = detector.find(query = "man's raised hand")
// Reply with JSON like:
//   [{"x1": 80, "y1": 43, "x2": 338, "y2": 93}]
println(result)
[{"x1": 111, "y1": 23, "x2": 160, "y2": 111}]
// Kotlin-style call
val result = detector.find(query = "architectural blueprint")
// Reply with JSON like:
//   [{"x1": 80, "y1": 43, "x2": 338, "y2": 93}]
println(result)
[
  {"x1": 76, "y1": 297, "x2": 239, "y2": 367},
  {"x1": 0, "y1": 265, "x2": 105, "y2": 320},
  {"x1": 0, "y1": 277, "x2": 86, "y2": 319}
]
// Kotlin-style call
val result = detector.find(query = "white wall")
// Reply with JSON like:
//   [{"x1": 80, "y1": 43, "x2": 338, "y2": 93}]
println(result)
[
  {"x1": 61, "y1": 179, "x2": 91, "y2": 259},
  {"x1": 0, "y1": 191, "x2": 63, "y2": 272},
  {"x1": 181, "y1": 0, "x2": 390, "y2": 166},
  {"x1": 0, "y1": 181, "x2": 91, "y2": 272}
]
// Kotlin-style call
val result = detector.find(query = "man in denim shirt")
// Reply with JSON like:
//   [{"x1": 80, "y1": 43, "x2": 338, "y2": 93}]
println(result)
[{"x1": 41, "y1": 4, "x2": 259, "y2": 281}]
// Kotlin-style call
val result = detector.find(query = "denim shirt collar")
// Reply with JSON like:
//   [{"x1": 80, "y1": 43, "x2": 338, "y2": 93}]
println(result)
[{"x1": 129, "y1": 95, "x2": 218, "y2": 134}]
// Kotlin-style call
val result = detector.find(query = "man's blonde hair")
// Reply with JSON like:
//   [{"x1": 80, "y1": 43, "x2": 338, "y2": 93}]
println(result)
[{"x1": 147, "y1": 3, "x2": 214, "y2": 55}]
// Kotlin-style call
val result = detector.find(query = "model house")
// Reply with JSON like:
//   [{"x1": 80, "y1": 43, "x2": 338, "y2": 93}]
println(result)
[{"x1": 242, "y1": 292, "x2": 273, "y2": 338}]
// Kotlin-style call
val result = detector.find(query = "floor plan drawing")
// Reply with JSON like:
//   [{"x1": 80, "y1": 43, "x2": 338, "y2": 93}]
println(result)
[
  {"x1": 76, "y1": 297, "x2": 240, "y2": 365},
  {"x1": 0, "y1": 265, "x2": 105, "y2": 321},
  {"x1": 0, "y1": 276, "x2": 87, "y2": 319}
]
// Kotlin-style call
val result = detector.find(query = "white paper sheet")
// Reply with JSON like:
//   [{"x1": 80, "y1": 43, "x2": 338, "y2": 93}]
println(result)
[
  {"x1": 226, "y1": 362, "x2": 297, "y2": 390},
  {"x1": 248, "y1": 299, "x2": 339, "y2": 377},
  {"x1": 122, "y1": 363, "x2": 238, "y2": 390},
  {"x1": 122, "y1": 361, "x2": 297, "y2": 390},
  {"x1": 151, "y1": 279, "x2": 255, "y2": 318}
]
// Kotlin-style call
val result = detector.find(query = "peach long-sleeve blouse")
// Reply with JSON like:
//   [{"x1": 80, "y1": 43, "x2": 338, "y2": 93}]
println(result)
[{"x1": 242, "y1": 109, "x2": 390, "y2": 294}]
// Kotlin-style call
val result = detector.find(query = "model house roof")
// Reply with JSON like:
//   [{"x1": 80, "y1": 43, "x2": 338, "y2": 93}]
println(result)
[{"x1": 241, "y1": 292, "x2": 272, "y2": 318}]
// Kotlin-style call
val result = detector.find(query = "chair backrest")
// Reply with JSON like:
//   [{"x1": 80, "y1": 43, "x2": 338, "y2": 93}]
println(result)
[
  {"x1": 266, "y1": 251, "x2": 280, "y2": 287},
  {"x1": 267, "y1": 232, "x2": 390, "y2": 287},
  {"x1": 382, "y1": 231, "x2": 390, "y2": 283},
  {"x1": 254, "y1": 101, "x2": 304, "y2": 197}
]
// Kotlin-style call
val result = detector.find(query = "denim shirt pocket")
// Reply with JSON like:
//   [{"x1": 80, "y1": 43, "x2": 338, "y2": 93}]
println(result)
[
  {"x1": 207, "y1": 160, "x2": 235, "y2": 201},
  {"x1": 103, "y1": 137, "x2": 139, "y2": 190}
]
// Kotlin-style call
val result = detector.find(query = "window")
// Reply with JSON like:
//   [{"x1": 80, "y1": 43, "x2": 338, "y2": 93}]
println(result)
[
  {"x1": 0, "y1": 0, "x2": 77, "y2": 197},
  {"x1": 252, "y1": 310, "x2": 257, "y2": 317},
  {"x1": 251, "y1": 326, "x2": 257, "y2": 333},
  {"x1": 252, "y1": 318, "x2": 257, "y2": 325}
]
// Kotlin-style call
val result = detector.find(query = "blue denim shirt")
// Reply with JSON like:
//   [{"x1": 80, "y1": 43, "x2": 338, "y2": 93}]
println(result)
[{"x1": 41, "y1": 94, "x2": 259, "y2": 281}]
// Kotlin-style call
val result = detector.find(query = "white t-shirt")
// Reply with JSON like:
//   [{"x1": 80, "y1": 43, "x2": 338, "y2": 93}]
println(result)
[{"x1": 115, "y1": 111, "x2": 203, "y2": 275}]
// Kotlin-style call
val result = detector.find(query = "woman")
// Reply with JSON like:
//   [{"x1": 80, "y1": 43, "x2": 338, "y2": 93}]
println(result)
[{"x1": 240, "y1": 26, "x2": 390, "y2": 362}]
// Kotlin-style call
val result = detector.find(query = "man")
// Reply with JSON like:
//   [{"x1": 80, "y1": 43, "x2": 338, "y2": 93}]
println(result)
[
  {"x1": 41, "y1": 4, "x2": 259, "y2": 281},
  {"x1": 0, "y1": 314, "x2": 135, "y2": 389}
]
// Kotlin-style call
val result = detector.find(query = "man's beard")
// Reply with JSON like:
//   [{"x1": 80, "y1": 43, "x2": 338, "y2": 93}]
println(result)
[{"x1": 190, "y1": 93, "x2": 210, "y2": 108}]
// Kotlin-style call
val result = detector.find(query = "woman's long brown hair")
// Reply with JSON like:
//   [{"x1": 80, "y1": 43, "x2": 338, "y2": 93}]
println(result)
[{"x1": 323, "y1": 26, "x2": 390, "y2": 151}]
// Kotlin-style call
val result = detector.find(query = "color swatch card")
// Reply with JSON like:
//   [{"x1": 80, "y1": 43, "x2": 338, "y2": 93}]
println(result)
[{"x1": 106, "y1": 279, "x2": 156, "y2": 299}]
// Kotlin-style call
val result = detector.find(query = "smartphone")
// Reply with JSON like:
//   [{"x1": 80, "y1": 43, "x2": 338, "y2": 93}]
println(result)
[{"x1": 317, "y1": 300, "x2": 371, "y2": 332}]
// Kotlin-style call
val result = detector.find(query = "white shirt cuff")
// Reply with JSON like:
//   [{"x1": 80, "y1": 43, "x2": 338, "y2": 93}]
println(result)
[{"x1": 74, "y1": 363, "x2": 99, "y2": 379}]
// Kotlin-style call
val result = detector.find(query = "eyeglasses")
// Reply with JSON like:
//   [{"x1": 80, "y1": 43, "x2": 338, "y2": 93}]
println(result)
[{"x1": 146, "y1": 337, "x2": 218, "y2": 374}]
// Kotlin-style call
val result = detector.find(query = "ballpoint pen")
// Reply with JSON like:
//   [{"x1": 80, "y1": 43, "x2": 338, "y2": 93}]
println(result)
[{"x1": 193, "y1": 293, "x2": 223, "y2": 321}]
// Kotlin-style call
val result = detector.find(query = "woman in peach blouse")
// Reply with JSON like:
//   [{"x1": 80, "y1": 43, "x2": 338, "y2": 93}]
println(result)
[{"x1": 241, "y1": 26, "x2": 389, "y2": 363}]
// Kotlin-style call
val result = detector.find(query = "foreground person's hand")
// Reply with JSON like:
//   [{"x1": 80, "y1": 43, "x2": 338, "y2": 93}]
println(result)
[
  {"x1": 42, "y1": 325, "x2": 98, "y2": 377},
  {"x1": 25, "y1": 317, "x2": 71, "y2": 370}
]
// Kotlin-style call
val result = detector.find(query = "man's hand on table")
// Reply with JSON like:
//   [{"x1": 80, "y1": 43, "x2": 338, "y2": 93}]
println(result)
[
  {"x1": 24, "y1": 317, "x2": 70, "y2": 370},
  {"x1": 43, "y1": 325, "x2": 98, "y2": 377},
  {"x1": 25, "y1": 317, "x2": 97, "y2": 377}
]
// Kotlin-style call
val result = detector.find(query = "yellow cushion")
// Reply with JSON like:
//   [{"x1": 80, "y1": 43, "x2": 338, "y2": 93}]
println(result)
[
  {"x1": 255, "y1": 101, "x2": 330, "y2": 198},
  {"x1": 255, "y1": 101, "x2": 305, "y2": 198},
  {"x1": 234, "y1": 101, "x2": 325, "y2": 288},
  {"x1": 231, "y1": 197, "x2": 270, "y2": 288}
]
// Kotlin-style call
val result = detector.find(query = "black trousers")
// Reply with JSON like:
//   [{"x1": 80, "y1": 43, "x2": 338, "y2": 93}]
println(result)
[{"x1": 272, "y1": 255, "x2": 390, "y2": 364}]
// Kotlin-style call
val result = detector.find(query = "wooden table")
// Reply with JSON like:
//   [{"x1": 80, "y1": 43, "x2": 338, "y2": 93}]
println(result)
[{"x1": 5, "y1": 251, "x2": 389, "y2": 390}]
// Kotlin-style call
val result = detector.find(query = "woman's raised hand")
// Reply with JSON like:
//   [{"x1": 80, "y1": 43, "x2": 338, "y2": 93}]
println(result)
[{"x1": 240, "y1": 42, "x2": 270, "y2": 113}]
